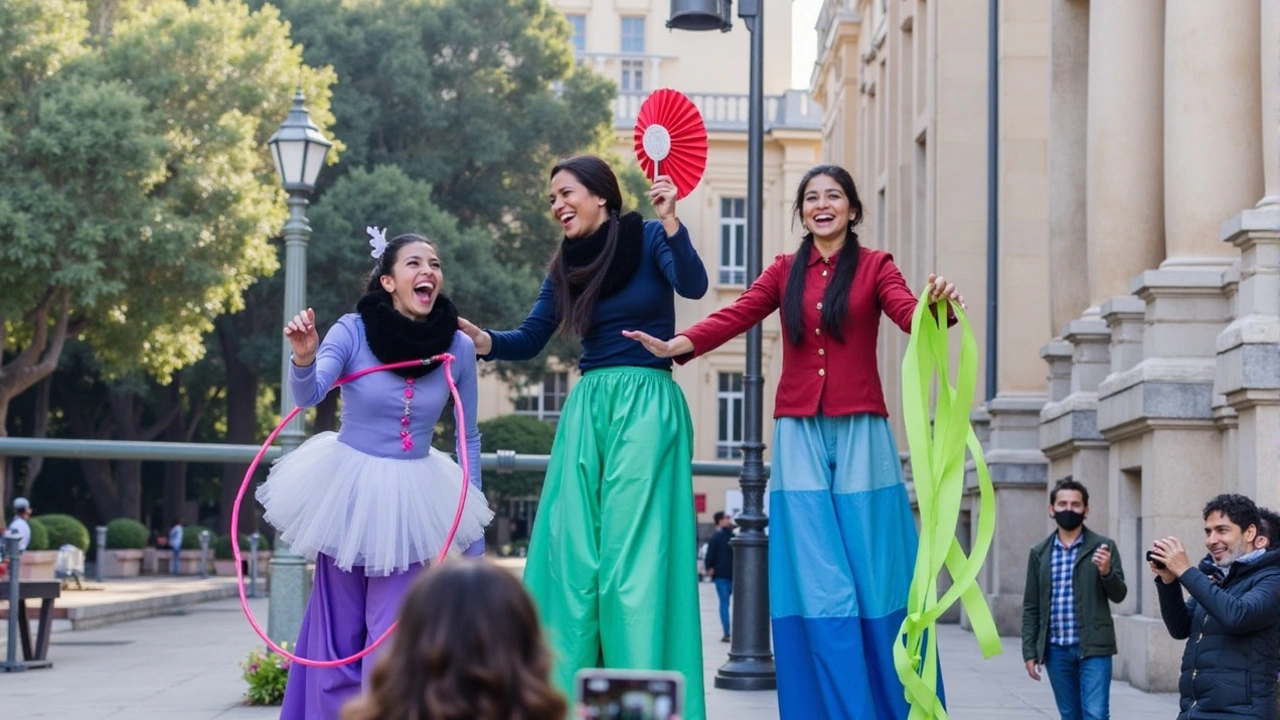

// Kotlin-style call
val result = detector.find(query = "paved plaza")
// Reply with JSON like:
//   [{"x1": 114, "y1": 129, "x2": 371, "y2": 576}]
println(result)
[{"x1": 0, "y1": 576, "x2": 1181, "y2": 719}]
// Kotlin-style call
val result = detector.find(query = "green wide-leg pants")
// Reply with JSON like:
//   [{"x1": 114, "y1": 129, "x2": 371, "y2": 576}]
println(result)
[{"x1": 523, "y1": 366, "x2": 706, "y2": 720}]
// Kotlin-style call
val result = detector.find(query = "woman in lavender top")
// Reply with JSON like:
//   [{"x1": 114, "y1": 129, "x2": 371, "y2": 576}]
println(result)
[{"x1": 258, "y1": 232, "x2": 493, "y2": 720}]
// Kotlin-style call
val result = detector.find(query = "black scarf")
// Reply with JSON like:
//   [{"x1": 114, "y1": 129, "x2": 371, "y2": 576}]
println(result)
[
  {"x1": 560, "y1": 211, "x2": 645, "y2": 300},
  {"x1": 356, "y1": 290, "x2": 458, "y2": 378}
]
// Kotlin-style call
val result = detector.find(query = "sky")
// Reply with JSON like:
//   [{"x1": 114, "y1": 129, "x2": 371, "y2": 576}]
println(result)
[{"x1": 792, "y1": 0, "x2": 823, "y2": 89}]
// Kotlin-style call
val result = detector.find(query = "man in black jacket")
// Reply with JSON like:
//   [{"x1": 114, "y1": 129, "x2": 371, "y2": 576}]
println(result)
[
  {"x1": 704, "y1": 511, "x2": 734, "y2": 642},
  {"x1": 1149, "y1": 493, "x2": 1280, "y2": 720}
]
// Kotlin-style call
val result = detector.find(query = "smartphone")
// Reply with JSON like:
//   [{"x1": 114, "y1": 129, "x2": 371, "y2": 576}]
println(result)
[
  {"x1": 1146, "y1": 550, "x2": 1166, "y2": 570},
  {"x1": 575, "y1": 669, "x2": 683, "y2": 720}
]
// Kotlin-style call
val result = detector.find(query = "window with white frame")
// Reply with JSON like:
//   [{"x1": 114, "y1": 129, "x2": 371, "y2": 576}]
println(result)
[
  {"x1": 719, "y1": 198, "x2": 747, "y2": 285},
  {"x1": 716, "y1": 372, "x2": 744, "y2": 459},
  {"x1": 566, "y1": 14, "x2": 586, "y2": 54},
  {"x1": 621, "y1": 17, "x2": 645, "y2": 53},
  {"x1": 515, "y1": 372, "x2": 569, "y2": 423},
  {"x1": 621, "y1": 60, "x2": 645, "y2": 91}
]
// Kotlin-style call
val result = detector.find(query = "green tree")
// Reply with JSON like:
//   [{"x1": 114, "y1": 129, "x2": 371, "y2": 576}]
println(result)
[
  {"x1": 476, "y1": 414, "x2": 556, "y2": 503},
  {"x1": 0, "y1": 0, "x2": 339, "y2": 510},
  {"x1": 258, "y1": 0, "x2": 616, "y2": 271}
]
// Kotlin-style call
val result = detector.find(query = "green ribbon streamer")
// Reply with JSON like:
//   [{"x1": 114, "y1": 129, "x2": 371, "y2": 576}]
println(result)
[{"x1": 894, "y1": 292, "x2": 1003, "y2": 720}]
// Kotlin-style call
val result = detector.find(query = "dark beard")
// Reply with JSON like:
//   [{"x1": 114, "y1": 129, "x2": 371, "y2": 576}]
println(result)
[{"x1": 355, "y1": 290, "x2": 459, "y2": 378}]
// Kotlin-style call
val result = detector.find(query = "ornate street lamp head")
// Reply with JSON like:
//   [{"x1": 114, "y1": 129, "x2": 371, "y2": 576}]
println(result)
[
  {"x1": 267, "y1": 89, "x2": 333, "y2": 193},
  {"x1": 667, "y1": 0, "x2": 733, "y2": 32}
]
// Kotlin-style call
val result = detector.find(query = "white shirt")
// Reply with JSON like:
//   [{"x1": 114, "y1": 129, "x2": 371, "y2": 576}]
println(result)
[{"x1": 8, "y1": 516, "x2": 31, "y2": 552}]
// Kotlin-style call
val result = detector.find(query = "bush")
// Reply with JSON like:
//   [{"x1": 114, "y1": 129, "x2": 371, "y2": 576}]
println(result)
[
  {"x1": 477, "y1": 414, "x2": 557, "y2": 501},
  {"x1": 105, "y1": 518, "x2": 149, "y2": 549},
  {"x1": 39, "y1": 514, "x2": 90, "y2": 551},
  {"x1": 180, "y1": 525, "x2": 212, "y2": 550},
  {"x1": 214, "y1": 534, "x2": 250, "y2": 560},
  {"x1": 27, "y1": 517, "x2": 50, "y2": 552},
  {"x1": 241, "y1": 645, "x2": 290, "y2": 705}
]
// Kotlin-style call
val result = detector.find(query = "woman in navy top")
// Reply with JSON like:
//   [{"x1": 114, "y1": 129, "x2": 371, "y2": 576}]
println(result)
[{"x1": 459, "y1": 155, "x2": 709, "y2": 720}]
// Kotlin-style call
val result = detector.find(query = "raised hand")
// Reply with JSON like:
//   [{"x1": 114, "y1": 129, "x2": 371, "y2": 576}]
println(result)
[
  {"x1": 649, "y1": 175, "x2": 678, "y2": 223},
  {"x1": 458, "y1": 317, "x2": 493, "y2": 356},
  {"x1": 284, "y1": 308, "x2": 319, "y2": 366}
]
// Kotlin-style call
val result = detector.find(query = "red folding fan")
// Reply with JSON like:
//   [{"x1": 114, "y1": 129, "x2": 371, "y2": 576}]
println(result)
[{"x1": 634, "y1": 88, "x2": 708, "y2": 200}]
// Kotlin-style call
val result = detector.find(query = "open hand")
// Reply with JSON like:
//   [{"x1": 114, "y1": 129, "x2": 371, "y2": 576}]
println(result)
[
  {"x1": 457, "y1": 317, "x2": 493, "y2": 356},
  {"x1": 622, "y1": 330, "x2": 692, "y2": 359},
  {"x1": 284, "y1": 308, "x2": 319, "y2": 366}
]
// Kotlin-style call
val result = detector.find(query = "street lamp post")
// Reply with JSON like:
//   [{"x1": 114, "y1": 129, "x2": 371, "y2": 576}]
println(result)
[
  {"x1": 265, "y1": 89, "x2": 332, "y2": 645},
  {"x1": 668, "y1": 0, "x2": 775, "y2": 691}
]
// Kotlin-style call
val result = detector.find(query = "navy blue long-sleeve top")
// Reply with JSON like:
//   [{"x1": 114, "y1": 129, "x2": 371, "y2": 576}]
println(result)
[{"x1": 484, "y1": 220, "x2": 708, "y2": 371}]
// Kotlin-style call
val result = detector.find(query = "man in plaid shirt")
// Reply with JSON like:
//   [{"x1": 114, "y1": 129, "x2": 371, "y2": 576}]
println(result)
[{"x1": 1022, "y1": 479, "x2": 1128, "y2": 720}]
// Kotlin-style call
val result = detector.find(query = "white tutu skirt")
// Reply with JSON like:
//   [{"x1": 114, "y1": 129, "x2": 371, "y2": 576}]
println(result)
[{"x1": 256, "y1": 432, "x2": 493, "y2": 576}]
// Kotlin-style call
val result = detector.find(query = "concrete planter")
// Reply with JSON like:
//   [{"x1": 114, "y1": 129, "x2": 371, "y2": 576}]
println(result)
[
  {"x1": 18, "y1": 550, "x2": 58, "y2": 580},
  {"x1": 101, "y1": 549, "x2": 145, "y2": 578}
]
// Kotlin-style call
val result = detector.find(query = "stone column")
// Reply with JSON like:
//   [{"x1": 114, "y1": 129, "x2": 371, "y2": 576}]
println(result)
[
  {"x1": 1048, "y1": 0, "x2": 1090, "y2": 335},
  {"x1": 1162, "y1": 0, "x2": 1264, "y2": 266},
  {"x1": 1084, "y1": 0, "x2": 1165, "y2": 311},
  {"x1": 1260, "y1": 0, "x2": 1279, "y2": 208}
]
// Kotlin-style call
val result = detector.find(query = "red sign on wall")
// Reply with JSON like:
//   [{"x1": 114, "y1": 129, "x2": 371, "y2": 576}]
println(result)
[{"x1": 694, "y1": 493, "x2": 706, "y2": 513}]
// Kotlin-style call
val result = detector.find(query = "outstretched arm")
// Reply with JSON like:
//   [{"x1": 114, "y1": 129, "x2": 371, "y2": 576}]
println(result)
[
  {"x1": 626, "y1": 256, "x2": 785, "y2": 361},
  {"x1": 461, "y1": 276, "x2": 559, "y2": 362}
]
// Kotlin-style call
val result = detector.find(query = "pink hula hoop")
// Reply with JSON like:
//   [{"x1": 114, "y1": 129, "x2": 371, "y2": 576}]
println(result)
[{"x1": 230, "y1": 354, "x2": 471, "y2": 668}]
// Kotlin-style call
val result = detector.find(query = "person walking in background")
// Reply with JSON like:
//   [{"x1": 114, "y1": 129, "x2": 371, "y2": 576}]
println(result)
[
  {"x1": 168, "y1": 519, "x2": 184, "y2": 575},
  {"x1": 1021, "y1": 479, "x2": 1126, "y2": 720},
  {"x1": 704, "y1": 511, "x2": 735, "y2": 642}
]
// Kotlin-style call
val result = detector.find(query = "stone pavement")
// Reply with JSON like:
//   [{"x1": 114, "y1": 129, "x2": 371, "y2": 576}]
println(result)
[{"x1": 2, "y1": 578, "x2": 1181, "y2": 719}]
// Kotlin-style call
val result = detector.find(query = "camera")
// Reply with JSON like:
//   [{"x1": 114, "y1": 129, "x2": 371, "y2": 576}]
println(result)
[
  {"x1": 576, "y1": 669, "x2": 683, "y2": 720},
  {"x1": 1146, "y1": 550, "x2": 1166, "y2": 570}
]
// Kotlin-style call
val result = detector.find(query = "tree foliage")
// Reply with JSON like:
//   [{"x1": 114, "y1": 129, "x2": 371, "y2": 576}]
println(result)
[{"x1": 476, "y1": 414, "x2": 556, "y2": 502}]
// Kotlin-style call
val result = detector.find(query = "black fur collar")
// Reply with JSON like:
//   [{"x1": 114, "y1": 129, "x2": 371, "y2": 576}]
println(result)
[{"x1": 355, "y1": 290, "x2": 458, "y2": 378}]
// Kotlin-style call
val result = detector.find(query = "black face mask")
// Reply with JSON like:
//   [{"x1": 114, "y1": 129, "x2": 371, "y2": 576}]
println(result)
[{"x1": 1053, "y1": 510, "x2": 1085, "y2": 531}]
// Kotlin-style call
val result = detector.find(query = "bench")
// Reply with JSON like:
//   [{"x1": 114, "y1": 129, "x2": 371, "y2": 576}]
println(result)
[{"x1": 12, "y1": 580, "x2": 60, "y2": 664}]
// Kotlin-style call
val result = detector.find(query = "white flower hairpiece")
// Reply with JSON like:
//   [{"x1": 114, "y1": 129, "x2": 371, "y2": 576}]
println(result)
[{"x1": 367, "y1": 226, "x2": 388, "y2": 259}]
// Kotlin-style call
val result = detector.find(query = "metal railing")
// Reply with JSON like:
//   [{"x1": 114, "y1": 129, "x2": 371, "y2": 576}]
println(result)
[
  {"x1": 614, "y1": 89, "x2": 823, "y2": 133},
  {"x1": 0, "y1": 437, "x2": 768, "y2": 478}
]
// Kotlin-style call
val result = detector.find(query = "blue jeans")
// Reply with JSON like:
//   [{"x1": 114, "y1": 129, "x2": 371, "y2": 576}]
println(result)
[
  {"x1": 713, "y1": 577, "x2": 733, "y2": 635},
  {"x1": 1045, "y1": 644, "x2": 1112, "y2": 720},
  {"x1": 171, "y1": 549, "x2": 181, "y2": 575}
]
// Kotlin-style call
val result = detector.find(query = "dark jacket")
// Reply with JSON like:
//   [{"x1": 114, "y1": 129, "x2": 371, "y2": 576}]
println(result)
[
  {"x1": 1156, "y1": 548, "x2": 1280, "y2": 719},
  {"x1": 704, "y1": 527, "x2": 734, "y2": 580},
  {"x1": 1021, "y1": 526, "x2": 1127, "y2": 662}
]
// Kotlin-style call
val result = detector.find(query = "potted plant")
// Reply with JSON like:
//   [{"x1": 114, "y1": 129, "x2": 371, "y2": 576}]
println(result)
[
  {"x1": 101, "y1": 518, "x2": 148, "y2": 577},
  {"x1": 213, "y1": 534, "x2": 249, "y2": 578},
  {"x1": 17, "y1": 517, "x2": 56, "y2": 580},
  {"x1": 29, "y1": 513, "x2": 89, "y2": 581}
]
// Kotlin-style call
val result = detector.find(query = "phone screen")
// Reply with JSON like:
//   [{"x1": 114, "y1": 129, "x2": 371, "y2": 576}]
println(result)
[{"x1": 576, "y1": 669, "x2": 683, "y2": 720}]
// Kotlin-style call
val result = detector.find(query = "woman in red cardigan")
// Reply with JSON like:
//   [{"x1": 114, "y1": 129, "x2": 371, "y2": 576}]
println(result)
[{"x1": 625, "y1": 164, "x2": 963, "y2": 720}]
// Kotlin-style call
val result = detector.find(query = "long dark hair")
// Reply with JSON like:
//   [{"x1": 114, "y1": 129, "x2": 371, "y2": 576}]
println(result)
[
  {"x1": 342, "y1": 559, "x2": 567, "y2": 720},
  {"x1": 782, "y1": 165, "x2": 864, "y2": 346},
  {"x1": 366, "y1": 233, "x2": 435, "y2": 293},
  {"x1": 546, "y1": 155, "x2": 623, "y2": 337}
]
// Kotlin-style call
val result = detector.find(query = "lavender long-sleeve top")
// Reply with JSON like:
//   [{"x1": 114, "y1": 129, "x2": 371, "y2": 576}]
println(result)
[{"x1": 289, "y1": 315, "x2": 482, "y2": 491}]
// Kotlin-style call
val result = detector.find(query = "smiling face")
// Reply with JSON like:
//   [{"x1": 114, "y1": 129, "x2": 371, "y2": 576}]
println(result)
[
  {"x1": 379, "y1": 241, "x2": 442, "y2": 320},
  {"x1": 1204, "y1": 510, "x2": 1257, "y2": 565},
  {"x1": 549, "y1": 168, "x2": 610, "y2": 240},
  {"x1": 801, "y1": 173, "x2": 856, "y2": 243}
]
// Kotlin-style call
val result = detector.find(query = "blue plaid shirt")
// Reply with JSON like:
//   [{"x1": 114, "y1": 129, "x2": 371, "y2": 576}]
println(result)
[{"x1": 1049, "y1": 534, "x2": 1083, "y2": 647}]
